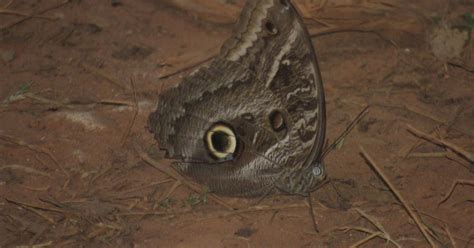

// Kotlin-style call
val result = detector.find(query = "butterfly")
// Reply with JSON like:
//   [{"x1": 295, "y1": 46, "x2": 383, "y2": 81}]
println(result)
[{"x1": 149, "y1": 0, "x2": 326, "y2": 197}]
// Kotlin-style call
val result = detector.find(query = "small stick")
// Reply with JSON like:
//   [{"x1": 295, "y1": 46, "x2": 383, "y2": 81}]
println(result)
[
  {"x1": 0, "y1": 164, "x2": 52, "y2": 178},
  {"x1": 404, "y1": 106, "x2": 446, "y2": 126},
  {"x1": 354, "y1": 208, "x2": 401, "y2": 247},
  {"x1": 79, "y1": 63, "x2": 127, "y2": 90},
  {"x1": 120, "y1": 78, "x2": 139, "y2": 146},
  {"x1": 6, "y1": 199, "x2": 57, "y2": 224},
  {"x1": 29, "y1": 225, "x2": 49, "y2": 246},
  {"x1": 117, "y1": 208, "x2": 192, "y2": 217},
  {"x1": 438, "y1": 180, "x2": 474, "y2": 205},
  {"x1": 417, "y1": 210, "x2": 447, "y2": 224},
  {"x1": 212, "y1": 203, "x2": 307, "y2": 218},
  {"x1": 25, "y1": 206, "x2": 56, "y2": 224},
  {"x1": 359, "y1": 146, "x2": 437, "y2": 248},
  {"x1": 21, "y1": 185, "x2": 50, "y2": 191},
  {"x1": 9, "y1": 92, "x2": 133, "y2": 108},
  {"x1": 407, "y1": 124, "x2": 474, "y2": 163},
  {"x1": 136, "y1": 149, "x2": 234, "y2": 211},
  {"x1": 413, "y1": 209, "x2": 444, "y2": 245},
  {"x1": 400, "y1": 126, "x2": 439, "y2": 158},
  {"x1": 159, "y1": 180, "x2": 182, "y2": 203},
  {"x1": 448, "y1": 61, "x2": 474, "y2": 73},
  {"x1": 6, "y1": 198, "x2": 64, "y2": 213},
  {"x1": 309, "y1": 26, "x2": 399, "y2": 48},
  {"x1": 1, "y1": 0, "x2": 70, "y2": 30},
  {"x1": 23, "y1": 241, "x2": 53, "y2": 248},
  {"x1": 333, "y1": 226, "x2": 380, "y2": 236},
  {"x1": 4, "y1": 0, "x2": 14, "y2": 9},
  {"x1": 331, "y1": 226, "x2": 398, "y2": 246},
  {"x1": 407, "y1": 152, "x2": 447, "y2": 158},
  {"x1": 445, "y1": 151, "x2": 471, "y2": 170},
  {"x1": 158, "y1": 54, "x2": 215, "y2": 79},
  {"x1": 451, "y1": 198, "x2": 474, "y2": 207},
  {"x1": 409, "y1": 224, "x2": 469, "y2": 243},
  {"x1": 97, "y1": 100, "x2": 133, "y2": 106},
  {"x1": 120, "y1": 179, "x2": 173, "y2": 195},
  {"x1": 444, "y1": 226, "x2": 457, "y2": 248},
  {"x1": 23, "y1": 93, "x2": 72, "y2": 109},
  {"x1": 0, "y1": 134, "x2": 69, "y2": 178},
  {"x1": 0, "y1": 9, "x2": 56, "y2": 20},
  {"x1": 354, "y1": 208, "x2": 387, "y2": 235},
  {"x1": 321, "y1": 105, "x2": 370, "y2": 159},
  {"x1": 350, "y1": 232, "x2": 382, "y2": 248}
]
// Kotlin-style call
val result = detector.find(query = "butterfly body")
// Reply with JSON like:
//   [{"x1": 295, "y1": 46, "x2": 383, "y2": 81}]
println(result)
[{"x1": 149, "y1": 0, "x2": 326, "y2": 197}]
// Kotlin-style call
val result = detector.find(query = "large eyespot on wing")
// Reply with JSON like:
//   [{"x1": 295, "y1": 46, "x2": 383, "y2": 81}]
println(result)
[{"x1": 204, "y1": 123, "x2": 238, "y2": 160}]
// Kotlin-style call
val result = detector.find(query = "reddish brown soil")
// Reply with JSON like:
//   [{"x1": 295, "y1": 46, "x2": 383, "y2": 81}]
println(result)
[{"x1": 1, "y1": 0, "x2": 473, "y2": 247}]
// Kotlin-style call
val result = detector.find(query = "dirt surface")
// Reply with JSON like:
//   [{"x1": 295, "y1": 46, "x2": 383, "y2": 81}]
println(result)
[{"x1": 1, "y1": 0, "x2": 474, "y2": 247}]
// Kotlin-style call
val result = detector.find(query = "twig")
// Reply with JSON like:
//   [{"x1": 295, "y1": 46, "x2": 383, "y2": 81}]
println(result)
[
  {"x1": 1, "y1": 0, "x2": 70, "y2": 30},
  {"x1": 438, "y1": 180, "x2": 474, "y2": 205},
  {"x1": 355, "y1": 208, "x2": 394, "y2": 241},
  {"x1": 451, "y1": 199, "x2": 474, "y2": 207},
  {"x1": 0, "y1": 134, "x2": 69, "y2": 178},
  {"x1": 20, "y1": 241, "x2": 53, "y2": 248},
  {"x1": 407, "y1": 124, "x2": 474, "y2": 163},
  {"x1": 309, "y1": 26, "x2": 399, "y2": 48},
  {"x1": 404, "y1": 105, "x2": 446, "y2": 126},
  {"x1": 359, "y1": 146, "x2": 437, "y2": 248},
  {"x1": 407, "y1": 152, "x2": 447, "y2": 158},
  {"x1": 6, "y1": 91, "x2": 133, "y2": 109},
  {"x1": 120, "y1": 78, "x2": 139, "y2": 146},
  {"x1": 4, "y1": 0, "x2": 14, "y2": 9},
  {"x1": 407, "y1": 220, "x2": 470, "y2": 243},
  {"x1": 0, "y1": 8, "x2": 56, "y2": 20},
  {"x1": 23, "y1": 93, "x2": 72, "y2": 109},
  {"x1": 350, "y1": 232, "x2": 382, "y2": 248},
  {"x1": 158, "y1": 54, "x2": 215, "y2": 79},
  {"x1": 321, "y1": 105, "x2": 370, "y2": 159},
  {"x1": 159, "y1": 180, "x2": 182, "y2": 203},
  {"x1": 97, "y1": 99, "x2": 133, "y2": 106},
  {"x1": 417, "y1": 210, "x2": 447, "y2": 224},
  {"x1": 120, "y1": 179, "x2": 173, "y2": 195},
  {"x1": 211, "y1": 203, "x2": 307, "y2": 218},
  {"x1": 444, "y1": 226, "x2": 457, "y2": 248},
  {"x1": 445, "y1": 151, "x2": 472, "y2": 171},
  {"x1": 29, "y1": 226, "x2": 49, "y2": 246},
  {"x1": 6, "y1": 199, "x2": 60, "y2": 224},
  {"x1": 21, "y1": 185, "x2": 50, "y2": 191},
  {"x1": 413, "y1": 208, "x2": 444, "y2": 245},
  {"x1": 6, "y1": 198, "x2": 64, "y2": 214},
  {"x1": 352, "y1": 208, "x2": 401, "y2": 247},
  {"x1": 136, "y1": 148, "x2": 234, "y2": 211},
  {"x1": 332, "y1": 226, "x2": 379, "y2": 236},
  {"x1": 332, "y1": 226, "x2": 395, "y2": 246},
  {"x1": 79, "y1": 63, "x2": 127, "y2": 90},
  {"x1": 116, "y1": 208, "x2": 192, "y2": 217},
  {"x1": 448, "y1": 61, "x2": 474, "y2": 73},
  {"x1": 0, "y1": 164, "x2": 52, "y2": 178}
]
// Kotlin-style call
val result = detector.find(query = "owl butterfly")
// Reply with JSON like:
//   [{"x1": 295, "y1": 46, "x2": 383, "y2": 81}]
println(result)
[{"x1": 149, "y1": 0, "x2": 326, "y2": 197}]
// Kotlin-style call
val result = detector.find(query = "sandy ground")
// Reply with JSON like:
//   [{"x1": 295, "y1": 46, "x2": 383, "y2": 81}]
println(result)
[{"x1": 1, "y1": 0, "x2": 473, "y2": 247}]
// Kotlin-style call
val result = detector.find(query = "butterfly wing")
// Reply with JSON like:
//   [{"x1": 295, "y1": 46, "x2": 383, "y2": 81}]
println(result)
[
  {"x1": 219, "y1": 0, "x2": 327, "y2": 194},
  {"x1": 149, "y1": 0, "x2": 326, "y2": 196}
]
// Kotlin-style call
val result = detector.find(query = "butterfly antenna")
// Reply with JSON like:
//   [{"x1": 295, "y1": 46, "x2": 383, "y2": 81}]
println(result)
[{"x1": 321, "y1": 105, "x2": 370, "y2": 160}]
